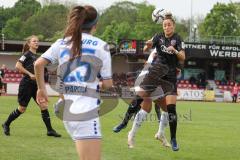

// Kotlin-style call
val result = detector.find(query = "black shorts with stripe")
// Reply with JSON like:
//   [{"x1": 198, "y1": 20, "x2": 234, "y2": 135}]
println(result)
[{"x1": 139, "y1": 62, "x2": 177, "y2": 95}]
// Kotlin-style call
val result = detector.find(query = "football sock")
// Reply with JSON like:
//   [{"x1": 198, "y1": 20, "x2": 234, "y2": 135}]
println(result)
[
  {"x1": 41, "y1": 109, "x2": 53, "y2": 131},
  {"x1": 122, "y1": 96, "x2": 143, "y2": 125},
  {"x1": 156, "y1": 111, "x2": 168, "y2": 136},
  {"x1": 4, "y1": 108, "x2": 22, "y2": 126},
  {"x1": 167, "y1": 104, "x2": 177, "y2": 140},
  {"x1": 154, "y1": 103, "x2": 161, "y2": 122},
  {"x1": 129, "y1": 109, "x2": 148, "y2": 137}
]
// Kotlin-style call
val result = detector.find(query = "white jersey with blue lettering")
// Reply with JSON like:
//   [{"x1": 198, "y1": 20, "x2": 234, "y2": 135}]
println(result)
[{"x1": 42, "y1": 33, "x2": 112, "y2": 115}]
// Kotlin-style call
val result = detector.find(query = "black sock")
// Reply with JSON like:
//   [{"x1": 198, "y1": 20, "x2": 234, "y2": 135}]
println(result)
[
  {"x1": 154, "y1": 103, "x2": 161, "y2": 123},
  {"x1": 167, "y1": 104, "x2": 177, "y2": 140},
  {"x1": 122, "y1": 96, "x2": 143, "y2": 125},
  {"x1": 41, "y1": 109, "x2": 53, "y2": 131},
  {"x1": 4, "y1": 108, "x2": 22, "y2": 126}
]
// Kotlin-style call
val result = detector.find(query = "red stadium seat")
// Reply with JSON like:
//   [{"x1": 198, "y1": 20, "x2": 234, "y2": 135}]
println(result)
[
  {"x1": 5, "y1": 69, "x2": 10, "y2": 74},
  {"x1": 4, "y1": 73, "x2": 9, "y2": 78},
  {"x1": 218, "y1": 85, "x2": 223, "y2": 89},
  {"x1": 230, "y1": 81, "x2": 234, "y2": 86},
  {"x1": 192, "y1": 84, "x2": 198, "y2": 89},
  {"x1": 177, "y1": 84, "x2": 182, "y2": 88},
  {"x1": 11, "y1": 78, "x2": 17, "y2": 82},
  {"x1": 9, "y1": 74, "x2": 15, "y2": 78},
  {"x1": 17, "y1": 78, "x2": 22, "y2": 82},
  {"x1": 223, "y1": 85, "x2": 228, "y2": 90},
  {"x1": 7, "y1": 70, "x2": 14, "y2": 74},
  {"x1": 180, "y1": 80, "x2": 185, "y2": 84},
  {"x1": 4, "y1": 78, "x2": 10, "y2": 82},
  {"x1": 15, "y1": 74, "x2": 22, "y2": 78}
]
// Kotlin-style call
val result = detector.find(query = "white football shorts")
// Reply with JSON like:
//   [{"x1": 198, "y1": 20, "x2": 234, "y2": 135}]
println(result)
[{"x1": 63, "y1": 117, "x2": 101, "y2": 141}]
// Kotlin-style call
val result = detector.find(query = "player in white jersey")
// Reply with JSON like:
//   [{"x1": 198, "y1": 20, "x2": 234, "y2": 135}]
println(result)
[{"x1": 34, "y1": 5, "x2": 112, "y2": 160}]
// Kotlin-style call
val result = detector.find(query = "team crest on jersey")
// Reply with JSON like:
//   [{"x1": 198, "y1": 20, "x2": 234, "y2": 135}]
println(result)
[{"x1": 171, "y1": 39, "x2": 176, "y2": 46}]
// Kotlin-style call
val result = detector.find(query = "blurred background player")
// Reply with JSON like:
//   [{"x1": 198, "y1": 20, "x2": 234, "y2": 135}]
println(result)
[
  {"x1": 2, "y1": 35, "x2": 61, "y2": 137},
  {"x1": 0, "y1": 64, "x2": 7, "y2": 95},
  {"x1": 231, "y1": 83, "x2": 239, "y2": 103}
]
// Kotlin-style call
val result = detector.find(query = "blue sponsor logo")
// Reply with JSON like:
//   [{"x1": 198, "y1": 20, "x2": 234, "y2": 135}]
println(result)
[
  {"x1": 64, "y1": 62, "x2": 91, "y2": 82},
  {"x1": 82, "y1": 39, "x2": 98, "y2": 46},
  {"x1": 65, "y1": 85, "x2": 87, "y2": 93},
  {"x1": 82, "y1": 48, "x2": 96, "y2": 54}
]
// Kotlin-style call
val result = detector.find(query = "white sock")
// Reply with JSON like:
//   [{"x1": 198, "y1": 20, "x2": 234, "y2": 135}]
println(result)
[
  {"x1": 157, "y1": 111, "x2": 169, "y2": 136},
  {"x1": 129, "y1": 109, "x2": 148, "y2": 137}
]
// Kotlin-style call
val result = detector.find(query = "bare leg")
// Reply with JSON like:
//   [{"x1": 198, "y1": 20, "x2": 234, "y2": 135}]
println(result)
[{"x1": 75, "y1": 139, "x2": 101, "y2": 160}]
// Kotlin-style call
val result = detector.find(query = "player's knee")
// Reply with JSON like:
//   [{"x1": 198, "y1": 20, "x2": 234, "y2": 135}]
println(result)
[
  {"x1": 141, "y1": 99, "x2": 152, "y2": 113},
  {"x1": 143, "y1": 97, "x2": 152, "y2": 104},
  {"x1": 18, "y1": 106, "x2": 26, "y2": 113},
  {"x1": 40, "y1": 105, "x2": 48, "y2": 110}
]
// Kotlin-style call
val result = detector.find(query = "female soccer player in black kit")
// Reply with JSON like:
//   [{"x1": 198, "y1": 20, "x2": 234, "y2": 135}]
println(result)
[
  {"x1": 2, "y1": 35, "x2": 61, "y2": 137},
  {"x1": 127, "y1": 12, "x2": 185, "y2": 151}
]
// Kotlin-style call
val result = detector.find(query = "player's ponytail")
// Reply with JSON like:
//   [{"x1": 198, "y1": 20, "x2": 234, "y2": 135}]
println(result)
[
  {"x1": 64, "y1": 6, "x2": 86, "y2": 60},
  {"x1": 64, "y1": 5, "x2": 98, "y2": 60},
  {"x1": 22, "y1": 42, "x2": 30, "y2": 54}
]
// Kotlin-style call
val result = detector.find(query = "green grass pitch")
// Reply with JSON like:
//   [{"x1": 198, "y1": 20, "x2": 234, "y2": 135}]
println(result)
[{"x1": 0, "y1": 96, "x2": 240, "y2": 160}]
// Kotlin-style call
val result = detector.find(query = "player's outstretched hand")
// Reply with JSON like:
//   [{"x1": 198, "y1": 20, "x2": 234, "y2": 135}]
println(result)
[{"x1": 146, "y1": 40, "x2": 153, "y2": 48}]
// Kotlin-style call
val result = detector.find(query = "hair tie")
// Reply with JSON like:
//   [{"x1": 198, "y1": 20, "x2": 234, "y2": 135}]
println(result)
[{"x1": 82, "y1": 13, "x2": 99, "y2": 29}]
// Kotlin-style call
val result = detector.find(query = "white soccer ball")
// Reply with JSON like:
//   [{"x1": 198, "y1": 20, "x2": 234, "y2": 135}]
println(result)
[{"x1": 152, "y1": 8, "x2": 165, "y2": 24}]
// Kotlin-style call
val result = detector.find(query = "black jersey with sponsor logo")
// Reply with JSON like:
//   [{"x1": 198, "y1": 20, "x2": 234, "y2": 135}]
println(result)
[
  {"x1": 18, "y1": 51, "x2": 38, "y2": 80},
  {"x1": 152, "y1": 33, "x2": 184, "y2": 77}
]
